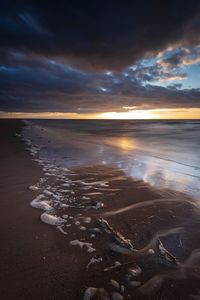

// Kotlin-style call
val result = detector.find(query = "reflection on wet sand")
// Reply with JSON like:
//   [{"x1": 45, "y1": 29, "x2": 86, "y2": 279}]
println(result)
[
  {"x1": 24, "y1": 157, "x2": 200, "y2": 299},
  {"x1": 103, "y1": 197, "x2": 198, "y2": 218},
  {"x1": 106, "y1": 136, "x2": 139, "y2": 151}
]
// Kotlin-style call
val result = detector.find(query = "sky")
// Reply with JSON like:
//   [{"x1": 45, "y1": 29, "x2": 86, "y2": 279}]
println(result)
[{"x1": 0, "y1": 0, "x2": 200, "y2": 119}]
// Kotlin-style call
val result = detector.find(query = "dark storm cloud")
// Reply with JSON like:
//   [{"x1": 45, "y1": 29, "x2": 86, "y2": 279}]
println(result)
[
  {"x1": 0, "y1": 0, "x2": 200, "y2": 113},
  {"x1": 0, "y1": 0, "x2": 200, "y2": 69},
  {"x1": 0, "y1": 56, "x2": 89, "y2": 92},
  {"x1": 0, "y1": 52, "x2": 200, "y2": 113}
]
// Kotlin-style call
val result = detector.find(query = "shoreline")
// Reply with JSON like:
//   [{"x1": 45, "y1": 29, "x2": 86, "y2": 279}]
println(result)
[
  {"x1": 0, "y1": 120, "x2": 89, "y2": 300},
  {"x1": 1, "y1": 119, "x2": 200, "y2": 300}
]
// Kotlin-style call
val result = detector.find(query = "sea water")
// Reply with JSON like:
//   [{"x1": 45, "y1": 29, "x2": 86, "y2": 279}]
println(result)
[{"x1": 22, "y1": 119, "x2": 200, "y2": 198}]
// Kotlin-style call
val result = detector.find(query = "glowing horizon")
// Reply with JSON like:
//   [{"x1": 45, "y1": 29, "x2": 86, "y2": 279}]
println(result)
[{"x1": 0, "y1": 108, "x2": 200, "y2": 119}]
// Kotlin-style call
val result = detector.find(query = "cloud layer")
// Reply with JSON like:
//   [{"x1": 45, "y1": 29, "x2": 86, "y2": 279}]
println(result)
[
  {"x1": 0, "y1": 51, "x2": 200, "y2": 113},
  {"x1": 0, "y1": 0, "x2": 200, "y2": 113},
  {"x1": 1, "y1": 0, "x2": 200, "y2": 69}
]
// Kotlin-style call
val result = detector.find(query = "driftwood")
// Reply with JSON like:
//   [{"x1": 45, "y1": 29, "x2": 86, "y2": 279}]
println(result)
[
  {"x1": 158, "y1": 239, "x2": 179, "y2": 265},
  {"x1": 97, "y1": 218, "x2": 134, "y2": 251}
]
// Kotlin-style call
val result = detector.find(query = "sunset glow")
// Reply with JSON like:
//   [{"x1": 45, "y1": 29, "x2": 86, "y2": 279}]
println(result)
[{"x1": 1, "y1": 108, "x2": 200, "y2": 119}]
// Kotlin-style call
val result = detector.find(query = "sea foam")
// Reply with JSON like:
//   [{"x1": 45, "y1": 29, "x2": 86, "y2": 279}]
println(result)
[{"x1": 40, "y1": 212, "x2": 66, "y2": 226}]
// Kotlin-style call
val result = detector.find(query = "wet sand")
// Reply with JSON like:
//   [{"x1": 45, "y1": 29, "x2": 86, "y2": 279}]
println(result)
[
  {"x1": 0, "y1": 120, "x2": 89, "y2": 300},
  {"x1": 1, "y1": 120, "x2": 200, "y2": 300}
]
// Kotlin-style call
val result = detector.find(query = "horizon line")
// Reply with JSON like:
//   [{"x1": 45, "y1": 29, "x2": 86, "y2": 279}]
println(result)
[{"x1": 1, "y1": 117, "x2": 200, "y2": 121}]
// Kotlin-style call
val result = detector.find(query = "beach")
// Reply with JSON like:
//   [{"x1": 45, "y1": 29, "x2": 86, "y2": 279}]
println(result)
[
  {"x1": 1, "y1": 120, "x2": 200, "y2": 300},
  {"x1": 0, "y1": 120, "x2": 88, "y2": 300}
]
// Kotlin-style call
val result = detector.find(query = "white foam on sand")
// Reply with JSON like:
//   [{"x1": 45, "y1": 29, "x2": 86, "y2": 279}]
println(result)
[
  {"x1": 86, "y1": 256, "x2": 103, "y2": 271},
  {"x1": 84, "y1": 192, "x2": 103, "y2": 196},
  {"x1": 30, "y1": 194, "x2": 53, "y2": 211},
  {"x1": 58, "y1": 189, "x2": 71, "y2": 193},
  {"x1": 75, "y1": 180, "x2": 109, "y2": 187},
  {"x1": 32, "y1": 200, "x2": 52, "y2": 211},
  {"x1": 79, "y1": 226, "x2": 87, "y2": 231},
  {"x1": 82, "y1": 196, "x2": 91, "y2": 200},
  {"x1": 81, "y1": 217, "x2": 92, "y2": 223},
  {"x1": 104, "y1": 261, "x2": 121, "y2": 272},
  {"x1": 60, "y1": 203, "x2": 69, "y2": 208},
  {"x1": 40, "y1": 212, "x2": 66, "y2": 226},
  {"x1": 75, "y1": 221, "x2": 81, "y2": 226},
  {"x1": 57, "y1": 225, "x2": 67, "y2": 235},
  {"x1": 70, "y1": 240, "x2": 96, "y2": 253},
  {"x1": 61, "y1": 181, "x2": 72, "y2": 187},
  {"x1": 148, "y1": 248, "x2": 155, "y2": 254},
  {"x1": 91, "y1": 202, "x2": 104, "y2": 209},
  {"x1": 62, "y1": 214, "x2": 68, "y2": 219},
  {"x1": 29, "y1": 185, "x2": 40, "y2": 191},
  {"x1": 126, "y1": 266, "x2": 142, "y2": 278},
  {"x1": 45, "y1": 173, "x2": 53, "y2": 176},
  {"x1": 43, "y1": 190, "x2": 60, "y2": 200}
]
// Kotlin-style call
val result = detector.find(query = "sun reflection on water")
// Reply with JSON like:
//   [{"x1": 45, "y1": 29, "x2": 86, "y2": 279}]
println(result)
[{"x1": 105, "y1": 136, "x2": 139, "y2": 152}]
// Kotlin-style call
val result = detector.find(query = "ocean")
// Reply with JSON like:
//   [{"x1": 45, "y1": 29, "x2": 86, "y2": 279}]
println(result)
[{"x1": 22, "y1": 119, "x2": 200, "y2": 198}]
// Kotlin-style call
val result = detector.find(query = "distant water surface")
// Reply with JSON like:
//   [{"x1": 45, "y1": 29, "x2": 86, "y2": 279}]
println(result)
[{"x1": 22, "y1": 119, "x2": 200, "y2": 198}]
